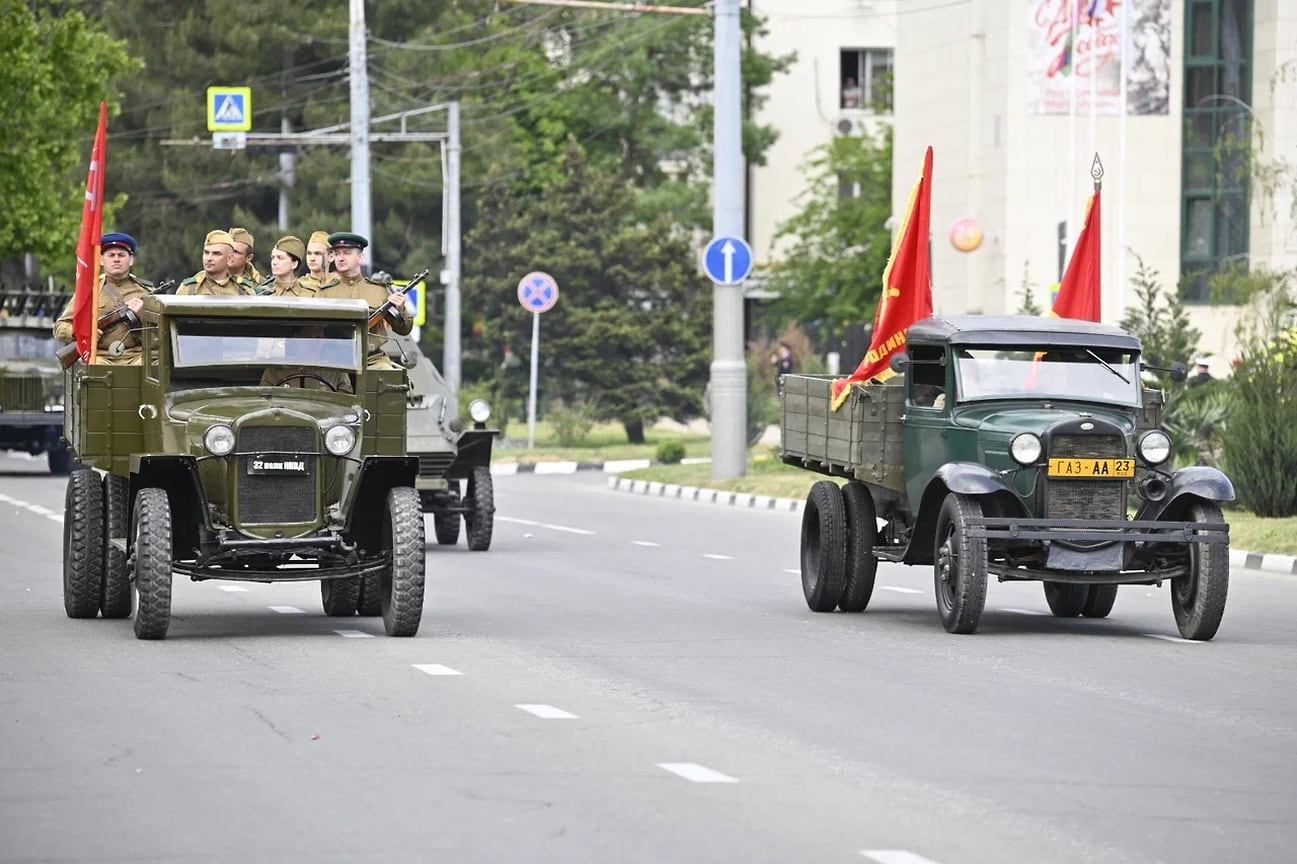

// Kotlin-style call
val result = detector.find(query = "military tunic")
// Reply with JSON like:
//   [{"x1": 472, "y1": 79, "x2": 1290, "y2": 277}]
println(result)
[
  {"x1": 318, "y1": 273, "x2": 413, "y2": 367},
  {"x1": 175, "y1": 271, "x2": 260, "y2": 296},
  {"x1": 299, "y1": 272, "x2": 338, "y2": 293},
  {"x1": 272, "y1": 275, "x2": 327, "y2": 297},
  {"x1": 240, "y1": 263, "x2": 264, "y2": 284},
  {"x1": 52, "y1": 272, "x2": 153, "y2": 365}
]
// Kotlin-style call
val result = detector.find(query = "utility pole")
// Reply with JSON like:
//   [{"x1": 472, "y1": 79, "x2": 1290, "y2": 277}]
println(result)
[
  {"x1": 444, "y1": 102, "x2": 462, "y2": 393},
  {"x1": 349, "y1": 0, "x2": 373, "y2": 268},
  {"x1": 279, "y1": 46, "x2": 295, "y2": 231}
]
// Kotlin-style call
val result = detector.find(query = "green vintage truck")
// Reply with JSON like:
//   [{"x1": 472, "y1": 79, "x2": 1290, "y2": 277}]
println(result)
[
  {"x1": 1, "y1": 285, "x2": 76, "y2": 473},
  {"x1": 781, "y1": 314, "x2": 1232, "y2": 640},
  {"x1": 61, "y1": 294, "x2": 426, "y2": 639}
]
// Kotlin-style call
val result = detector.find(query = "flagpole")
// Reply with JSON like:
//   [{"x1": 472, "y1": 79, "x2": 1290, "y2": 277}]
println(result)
[
  {"x1": 1117, "y1": 0, "x2": 1129, "y2": 318},
  {"x1": 1068, "y1": 0, "x2": 1079, "y2": 259}
]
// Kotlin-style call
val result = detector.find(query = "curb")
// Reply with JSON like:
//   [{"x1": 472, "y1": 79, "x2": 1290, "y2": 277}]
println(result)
[
  {"x1": 491, "y1": 456, "x2": 710, "y2": 477},
  {"x1": 605, "y1": 476, "x2": 1297, "y2": 576}
]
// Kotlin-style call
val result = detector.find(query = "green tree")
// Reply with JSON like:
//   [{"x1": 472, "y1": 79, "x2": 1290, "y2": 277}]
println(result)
[
  {"x1": 0, "y1": 0, "x2": 138, "y2": 280},
  {"x1": 761, "y1": 123, "x2": 893, "y2": 343},
  {"x1": 1014, "y1": 263, "x2": 1044, "y2": 316}
]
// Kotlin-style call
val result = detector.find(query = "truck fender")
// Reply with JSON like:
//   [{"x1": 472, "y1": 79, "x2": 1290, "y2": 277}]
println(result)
[
  {"x1": 1134, "y1": 465, "x2": 1236, "y2": 522},
  {"x1": 907, "y1": 463, "x2": 1024, "y2": 565},
  {"x1": 128, "y1": 454, "x2": 208, "y2": 555},
  {"x1": 448, "y1": 428, "x2": 498, "y2": 478},
  {"x1": 343, "y1": 456, "x2": 419, "y2": 552}
]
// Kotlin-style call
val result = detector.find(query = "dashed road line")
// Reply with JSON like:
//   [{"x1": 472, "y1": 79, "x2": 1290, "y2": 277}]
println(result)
[
  {"x1": 782, "y1": 568, "x2": 800, "y2": 575},
  {"x1": 880, "y1": 586, "x2": 923, "y2": 595},
  {"x1": 218, "y1": 586, "x2": 249, "y2": 593},
  {"x1": 268, "y1": 606, "x2": 306, "y2": 614},
  {"x1": 702, "y1": 553, "x2": 734, "y2": 561},
  {"x1": 0, "y1": 493, "x2": 63, "y2": 525},
  {"x1": 412, "y1": 664, "x2": 463, "y2": 676},
  {"x1": 498, "y1": 515, "x2": 595, "y2": 535},
  {"x1": 1002, "y1": 607, "x2": 1049, "y2": 616},
  {"x1": 657, "y1": 763, "x2": 737, "y2": 784},
  {"x1": 632, "y1": 540, "x2": 660, "y2": 547},
  {"x1": 1145, "y1": 633, "x2": 1204, "y2": 644},
  {"x1": 861, "y1": 851, "x2": 944, "y2": 864},
  {"x1": 515, "y1": 704, "x2": 578, "y2": 719},
  {"x1": 333, "y1": 629, "x2": 373, "y2": 638}
]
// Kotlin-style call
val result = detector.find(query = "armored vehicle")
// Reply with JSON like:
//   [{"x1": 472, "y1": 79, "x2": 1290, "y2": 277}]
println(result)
[
  {"x1": 781, "y1": 314, "x2": 1232, "y2": 640},
  {"x1": 1, "y1": 285, "x2": 76, "y2": 473},
  {"x1": 385, "y1": 333, "x2": 497, "y2": 551},
  {"x1": 62, "y1": 294, "x2": 426, "y2": 639}
]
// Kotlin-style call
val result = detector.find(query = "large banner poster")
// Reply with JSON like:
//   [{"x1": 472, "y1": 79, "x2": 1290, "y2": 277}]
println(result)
[{"x1": 1027, "y1": 0, "x2": 1171, "y2": 115}]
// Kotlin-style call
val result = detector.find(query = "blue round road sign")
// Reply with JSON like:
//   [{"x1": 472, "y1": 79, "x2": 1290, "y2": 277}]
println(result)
[
  {"x1": 702, "y1": 236, "x2": 754, "y2": 285},
  {"x1": 517, "y1": 271, "x2": 559, "y2": 313}
]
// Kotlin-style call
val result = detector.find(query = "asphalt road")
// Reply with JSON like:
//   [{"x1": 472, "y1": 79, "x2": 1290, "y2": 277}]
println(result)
[{"x1": 1, "y1": 452, "x2": 1294, "y2": 864}]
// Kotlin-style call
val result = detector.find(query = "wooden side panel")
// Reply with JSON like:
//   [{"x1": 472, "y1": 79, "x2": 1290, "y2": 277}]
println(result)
[{"x1": 779, "y1": 374, "x2": 905, "y2": 491}]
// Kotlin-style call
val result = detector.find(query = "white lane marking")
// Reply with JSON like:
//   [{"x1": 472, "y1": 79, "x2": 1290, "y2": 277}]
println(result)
[
  {"x1": 26, "y1": 505, "x2": 55, "y2": 516},
  {"x1": 1002, "y1": 607, "x2": 1049, "y2": 616},
  {"x1": 497, "y1": 515, "x2": 594, "y2": 535},
  {"x1": 861, "y1": 851, "x2": 945, "y2": 864},
  {"x1": 268, "y1": 606, "x2": 306, "y2": 614},
  {"x1": 632, "y1": 540, "x2": 660, "y2": 547},
  {"x1": 657, "y1": 763, "x2": 737, "y2": 784},
  {"x1": 0, "y1": 493, "x2": 64, "y2": 524},
  {"x1": 333, "y1": 629, "x2": 373, "y2": 638},
  {"x1": 498, "y1": 516, "x2": 541, "y2": 526},
  {"x1": 881, "y1": 586, "x2": 923, "y2": 595},
  {"x1": 218, "y1": 586, "x2": 249, "y2": 593},
  {"x1": 541, "y1": 522, "x2": 595, "y2": 535},
  {"x1": 412, "y1": 664, "x2": 463, "y2": 676},
  {"x1": 516, "y1": 704, "x2": 578, "y2": 719},
  {"x1": 782, "y1": 568, "x2": 800, "y2": 575},
  {"x1": 1145, "y1": 634, "x2": 1205, "y2": 644},
  {"x1": 703, "y1": 553, "x2": 734, "y2": 561}
]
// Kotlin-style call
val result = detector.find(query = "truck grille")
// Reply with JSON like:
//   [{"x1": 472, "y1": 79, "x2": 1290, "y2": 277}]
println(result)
[
  {"x1": 417, "y1": 453, "x2": 454, "y2": 478},
  {"x1": 237, "y1": 425, "x2": 318, "y2": 524},
  {"x1": 1045, "y1": 433, "x2": 1126, "y2": 520},
  {"x1": 1, "y1": 377, "x2": 46, "y2": 412}
]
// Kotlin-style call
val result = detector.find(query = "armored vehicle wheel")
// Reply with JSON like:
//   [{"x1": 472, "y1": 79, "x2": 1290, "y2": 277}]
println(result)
[
  {"x1": 838, "y1": 482, "x2": 878, "y2": 613},
  {"x1": 933, "y1": 493, "x2": 988, "y2": 634},
  {"x1": 1171, "y1": 500, "x2": 1229, "y2": 641},
  {"x1": 132, "y1": 488, "x2": 173, "y2": 640},
  {"x1": 1082, "y1": 585, "x2": 1118, "y2": 618},
  {"x1": 380, "y1": 487, "x2": 426, "y2": 637},
  {"x1": 1043, "y1": 582, "x2": 1088, "y2": 617},
  {"x1": 434, "y1": 512, "x2": 461, "y2": 546},
  {"x1": 800, "y1": 481, "x2": 847, "y2": 612},
  {"x1": 63, "y1": 469, "x2": 104, "y2": 619},
  {"x1": 320, "y1": 577, "x2": 361, "y2": 616},
  {"x1": 356, "y1": 571, "x2": 381, "y2": 616},
  {"x1": 48, "y1": 442, "x2": 74, "y2": 476},
  {"x1": 101, "y1": 473, "x2": 133, "y2": 619},
  {"x1": 465, "y1": 466, "x2": 494, "y2": 552}
]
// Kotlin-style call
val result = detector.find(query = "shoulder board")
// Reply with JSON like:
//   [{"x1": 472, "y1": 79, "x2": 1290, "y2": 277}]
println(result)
[
  {"x1": 132, "y1": 275, "x2": 155, "y2": 289},
  {"x1": 180, "y1": 276, "x2": 199, "y2": 285},
  {"x1": 234, "y1": 276, "x2": 256, "y2": 288},
  {"x1": 318, "y1": 277, "x2": 340, "y2": 290}
]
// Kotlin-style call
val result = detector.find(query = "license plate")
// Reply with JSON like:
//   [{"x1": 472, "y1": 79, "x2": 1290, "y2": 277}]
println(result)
[
  {"x1": 1047, "y1": 458, "x2": 1135, "y2": 478},
  {"x1": 247, "y1": 454, "x2": 310, "y2": 475}
]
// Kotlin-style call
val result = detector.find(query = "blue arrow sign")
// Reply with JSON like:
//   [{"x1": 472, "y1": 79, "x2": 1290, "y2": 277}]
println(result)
[{"x1": 702, "y1": 236, "x2": 754, "y2": 285}]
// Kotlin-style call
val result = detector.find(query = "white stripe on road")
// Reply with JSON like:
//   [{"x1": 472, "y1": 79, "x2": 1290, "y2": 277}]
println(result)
[
  {"x1": 632, "y1": 540, "x2": 660, "y2": 547},
  {"x1": 268, "y1": 606, "x2": 306, "y2": 614},
  {"x1": 26, "y1": 504, "x2": 55, "y2": 516},
  {"x1": 542, "y1": 523, "x2": 595, "y2": 535},
  {"x1": 880, "y1": 586, "x2": 923, "y2": 595},
  {"x1": 498, "y1": 515, "x2": 595, "y2": 535},
  {"x1": 703, "y1": 554, "x2": 734, "y2": 561},
  {"x1": 1145, "y1": 633, "x2": 1205, "y2": 644},
  {"x1": 657, "y1": 763, "x2": 737, "y2": 783},
  {"x1": 498, "y1": 516, "x2": 540, "y2": 526},
  {"x1": 516, "y1": 704, "x2": 579, "y2": 719},
  {"x1": 0, "y1": 493, "x2": 63, "y2": 524},
  {"x1": 412, "y1": 664, "x2": 463, "y2": 676},
  {"x1": 861, "y1": 851, "x2": 945, "y2": 864},
  {"x1": 1002, "y1": 607, "x2": 1049, "y2": 616},
  {"x1": 218, "y1": 585, "x2": 249, "y2": 593},
  {"x1": 333, "y1": 629, "x2": 373, "y2": 638},
  {"x1": 782, "y1": 568, "x2": 800, "y2": 575}
]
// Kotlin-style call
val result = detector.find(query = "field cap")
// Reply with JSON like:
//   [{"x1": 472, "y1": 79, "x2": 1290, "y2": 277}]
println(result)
[
  {"x1": 229, "y1": 227, "x2": 255, "y2": 249},
  {"x1": 274, "y1": 235, "x2": 306, "y2": 263},
  {"x1": 205, "y1": 229, "x2": 235, "y2": 249},
  {"x1": 308, "y1": 230, "x2": 331, "y2": 248}
]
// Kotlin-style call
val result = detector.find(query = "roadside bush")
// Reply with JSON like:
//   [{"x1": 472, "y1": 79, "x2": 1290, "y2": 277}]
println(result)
[
  {"x1": 548, "y1": 398, "x2": 598, "y2": 447},
  {"x1": 655, "y1": 441, "x2": 686, "y2": 464}
]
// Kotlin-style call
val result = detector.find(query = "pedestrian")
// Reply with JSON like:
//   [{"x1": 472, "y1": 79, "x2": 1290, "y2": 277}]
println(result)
[
  {"x1": 318, "y1": 232, "x2": 413, "y2": 368},
  {"x1": 52, "y1": 233, "x2": 152, "y2": 365},
  {"x1": 176, "y1": 230, "x2": 260, "y2": 295},
  {"x1": 268, "y1": 235, "x2": 310, "y2": 296},
  {"x1": 228, "y1": 227, "x2": 263, "y2": 283},
  {"x1": 771, "y1": 342, "x2": 795, "y2": 377},
  {"x1": 1188, "y1": 356, "x2": 1214, "y2": 387}
]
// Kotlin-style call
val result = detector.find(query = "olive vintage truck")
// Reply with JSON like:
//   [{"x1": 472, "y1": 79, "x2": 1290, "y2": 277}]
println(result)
[{"x1": 780, "y1": 314, "x2": 1232, "y2": 640}]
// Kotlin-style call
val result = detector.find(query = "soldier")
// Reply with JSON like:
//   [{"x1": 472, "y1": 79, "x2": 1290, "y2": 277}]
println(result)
[
  {"x1": 301, "y1": 230, "x2": 336, "y2": 291},
  {"x1": 228, "y1": 227, "x2": 263, "y2": 284},
  {"x1": 268, "y1": 235, "x2": 311, "y2": 296},
  {"x1": 320, "y1": 232, "x2": 412, "y2": 368},
  {"x1": 53, "y1": 233, "x2": 152, "y2": 365},
  {"x1": 176, "y1": 230, "x2": 260, "y2": 296}
]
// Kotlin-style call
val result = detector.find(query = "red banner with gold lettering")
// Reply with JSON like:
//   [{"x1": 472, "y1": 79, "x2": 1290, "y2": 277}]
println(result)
[{"x1": 73, "y1": 102, "x2": 108, "y2": 365}]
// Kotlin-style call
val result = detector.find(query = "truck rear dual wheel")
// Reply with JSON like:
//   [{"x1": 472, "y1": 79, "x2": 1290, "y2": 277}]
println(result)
[
  {"x1": 101, "y1": 473, "x2": 133, "y2": 619},
  {"x1": 801, "y1": 481, "x2": 847, "y2": 612},
  {"x1": 320, "y1": 577, "x2": 361, "y2": 616},
  {"x1": 1043, "y1": 583, "x2": 1088, "y2": 617},
  {"x1": 380, "y1": 487, "x2": 426, "y2": 637},
  {"x1": 63, "y1": 470, "x2": 104, "y2": 618},
  {"x1": 933, "y1": 493, "x2": 988, "y2": 634},
  {"x1": 131, "y1": 488, "x2": 173, "y2": 640},
  {"x1": 838, "y1": 482, "x2": 878, "y2": 613},
  {"x1": 1171, "y1": 500, "x2": 1229, "y2": 641},
  {"x1": 356, "y1": 571, "x2": 381, "y2": 616}
]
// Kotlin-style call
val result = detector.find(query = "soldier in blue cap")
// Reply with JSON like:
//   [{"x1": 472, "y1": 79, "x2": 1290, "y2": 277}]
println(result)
[
  {"x1": 53, "y1": 233, "x2": 154, "y2": 365},
  {"x1": 319, "y1": 232, "x2": 413, "y2": 368}
]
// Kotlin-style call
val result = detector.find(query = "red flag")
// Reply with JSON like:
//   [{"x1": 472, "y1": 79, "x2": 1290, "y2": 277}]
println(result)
[
  {"x1": 1053, "y1": 189, "x2": 1101, "y2": 322},
  {"x1": 73, "y1": 102, "x2": 109, "y2": 365},
  {"x1": 831, "y1": 146, "x2": 935, "y2": 410}
]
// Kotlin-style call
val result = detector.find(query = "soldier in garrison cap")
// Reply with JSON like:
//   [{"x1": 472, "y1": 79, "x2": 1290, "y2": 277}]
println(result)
[
  {"x1": 228, "y1": 227, "x2": 264, "y2": 283},
  {"x1": 53, "y1": 232, "x2": 154, "y2": 365},
  {"x1": 268, "y1": 235, "x2": 311, "y2": 296},
  {"x1": 176, "y1": 230, "x2": 261, "y2": 296},
  {"x1": 300, "y1": 230, "x2": 338, "y2": 292},
  {"x1": 319, "y1": 232, "x2": 412, "y2": 368}
]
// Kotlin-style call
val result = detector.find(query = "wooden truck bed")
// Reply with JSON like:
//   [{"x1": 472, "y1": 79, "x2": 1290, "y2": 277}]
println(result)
[{"x1": 779, "y1": 374, "x2": 905, "y2": 491}]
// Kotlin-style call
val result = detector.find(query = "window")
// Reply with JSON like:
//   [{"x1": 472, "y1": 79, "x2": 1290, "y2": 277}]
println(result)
[
  {"x1": 1180, "y1": 0, "x2": 1253, "y2": 304},
  {"x1": 839, "y1": 48, "x2": 893, "y2": 112}
]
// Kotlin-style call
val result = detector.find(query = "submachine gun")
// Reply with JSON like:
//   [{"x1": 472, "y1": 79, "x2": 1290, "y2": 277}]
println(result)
[
  {"x1": 56, "y1": 278, "x2": 177, "y2": 368},
  {"x1": 367, "y1": 269, "x2": 430, "y2": 330}
]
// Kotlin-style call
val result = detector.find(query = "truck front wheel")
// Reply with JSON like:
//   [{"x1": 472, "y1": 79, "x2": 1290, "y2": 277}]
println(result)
[
  {"x1": 934, "y1": 493, "x2": 988, "y2": 634},
  {"x1": 465, "y1": 466, "x2": 494, "y2": 552},
  {"x1": 380, "y1": 487, "x2": 426, "y2": 637},
  {"x1": 1171, "y1": 500, "x2": 1229, "y2": 641},
  {"x1": 132, "y1": 488, "x2": 173, "y2": 640},
  {"x1": 800, "y1": 481, "x2": 847, "y2": 612}
]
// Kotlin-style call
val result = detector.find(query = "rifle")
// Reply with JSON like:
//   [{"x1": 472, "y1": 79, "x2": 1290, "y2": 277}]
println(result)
[
  {"x1": 367, "y1": 269, "x2": 429, "y2": 330},
  {"x1": 56, "y1": 278, "x2": 176, "y2": 368}
]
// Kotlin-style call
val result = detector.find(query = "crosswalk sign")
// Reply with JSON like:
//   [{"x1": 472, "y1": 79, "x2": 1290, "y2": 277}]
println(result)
[{"x1": 207, "y1": 87, "x2": 252, "y2": 132}]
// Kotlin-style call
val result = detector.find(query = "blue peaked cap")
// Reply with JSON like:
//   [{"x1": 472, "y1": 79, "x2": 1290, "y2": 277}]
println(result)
[{"x1": 101, "y1": 233, "x2": 137, "y2": 255}]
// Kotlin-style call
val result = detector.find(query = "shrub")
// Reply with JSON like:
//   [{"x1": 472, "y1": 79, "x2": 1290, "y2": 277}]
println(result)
[
  {"x1": 656, "y1": 440, "x2": 686, "y2": 464},
  {"x1": 548, "y1": 398, "x2": 597, "y2": 447}
]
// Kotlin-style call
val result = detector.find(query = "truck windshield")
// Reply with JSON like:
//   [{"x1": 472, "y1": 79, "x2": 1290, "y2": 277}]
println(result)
[
  {"x1": 172, "y1": 319, "x2": 361, "y2": 370},
  {"x1": 955, "y1": 347, "x2": 1141, "y2": 406}
]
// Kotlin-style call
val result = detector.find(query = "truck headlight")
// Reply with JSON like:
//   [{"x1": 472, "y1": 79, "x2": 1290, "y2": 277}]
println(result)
[
  {"x1": 1138, "y1": 430, "x2": 1172, "y2": 466},
  {"x1": 204, "y1": 424, "x2": 236, "y2": 456},
  {"x1": 469, "y1": 399, "x2": 491, "y2": 423},
  {"x1": 1010, "y1": 432, "x2": 1042, "y2": 465},
  {"x1": 325, "y1": 424, "x2": 356, "y2": 456}
]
